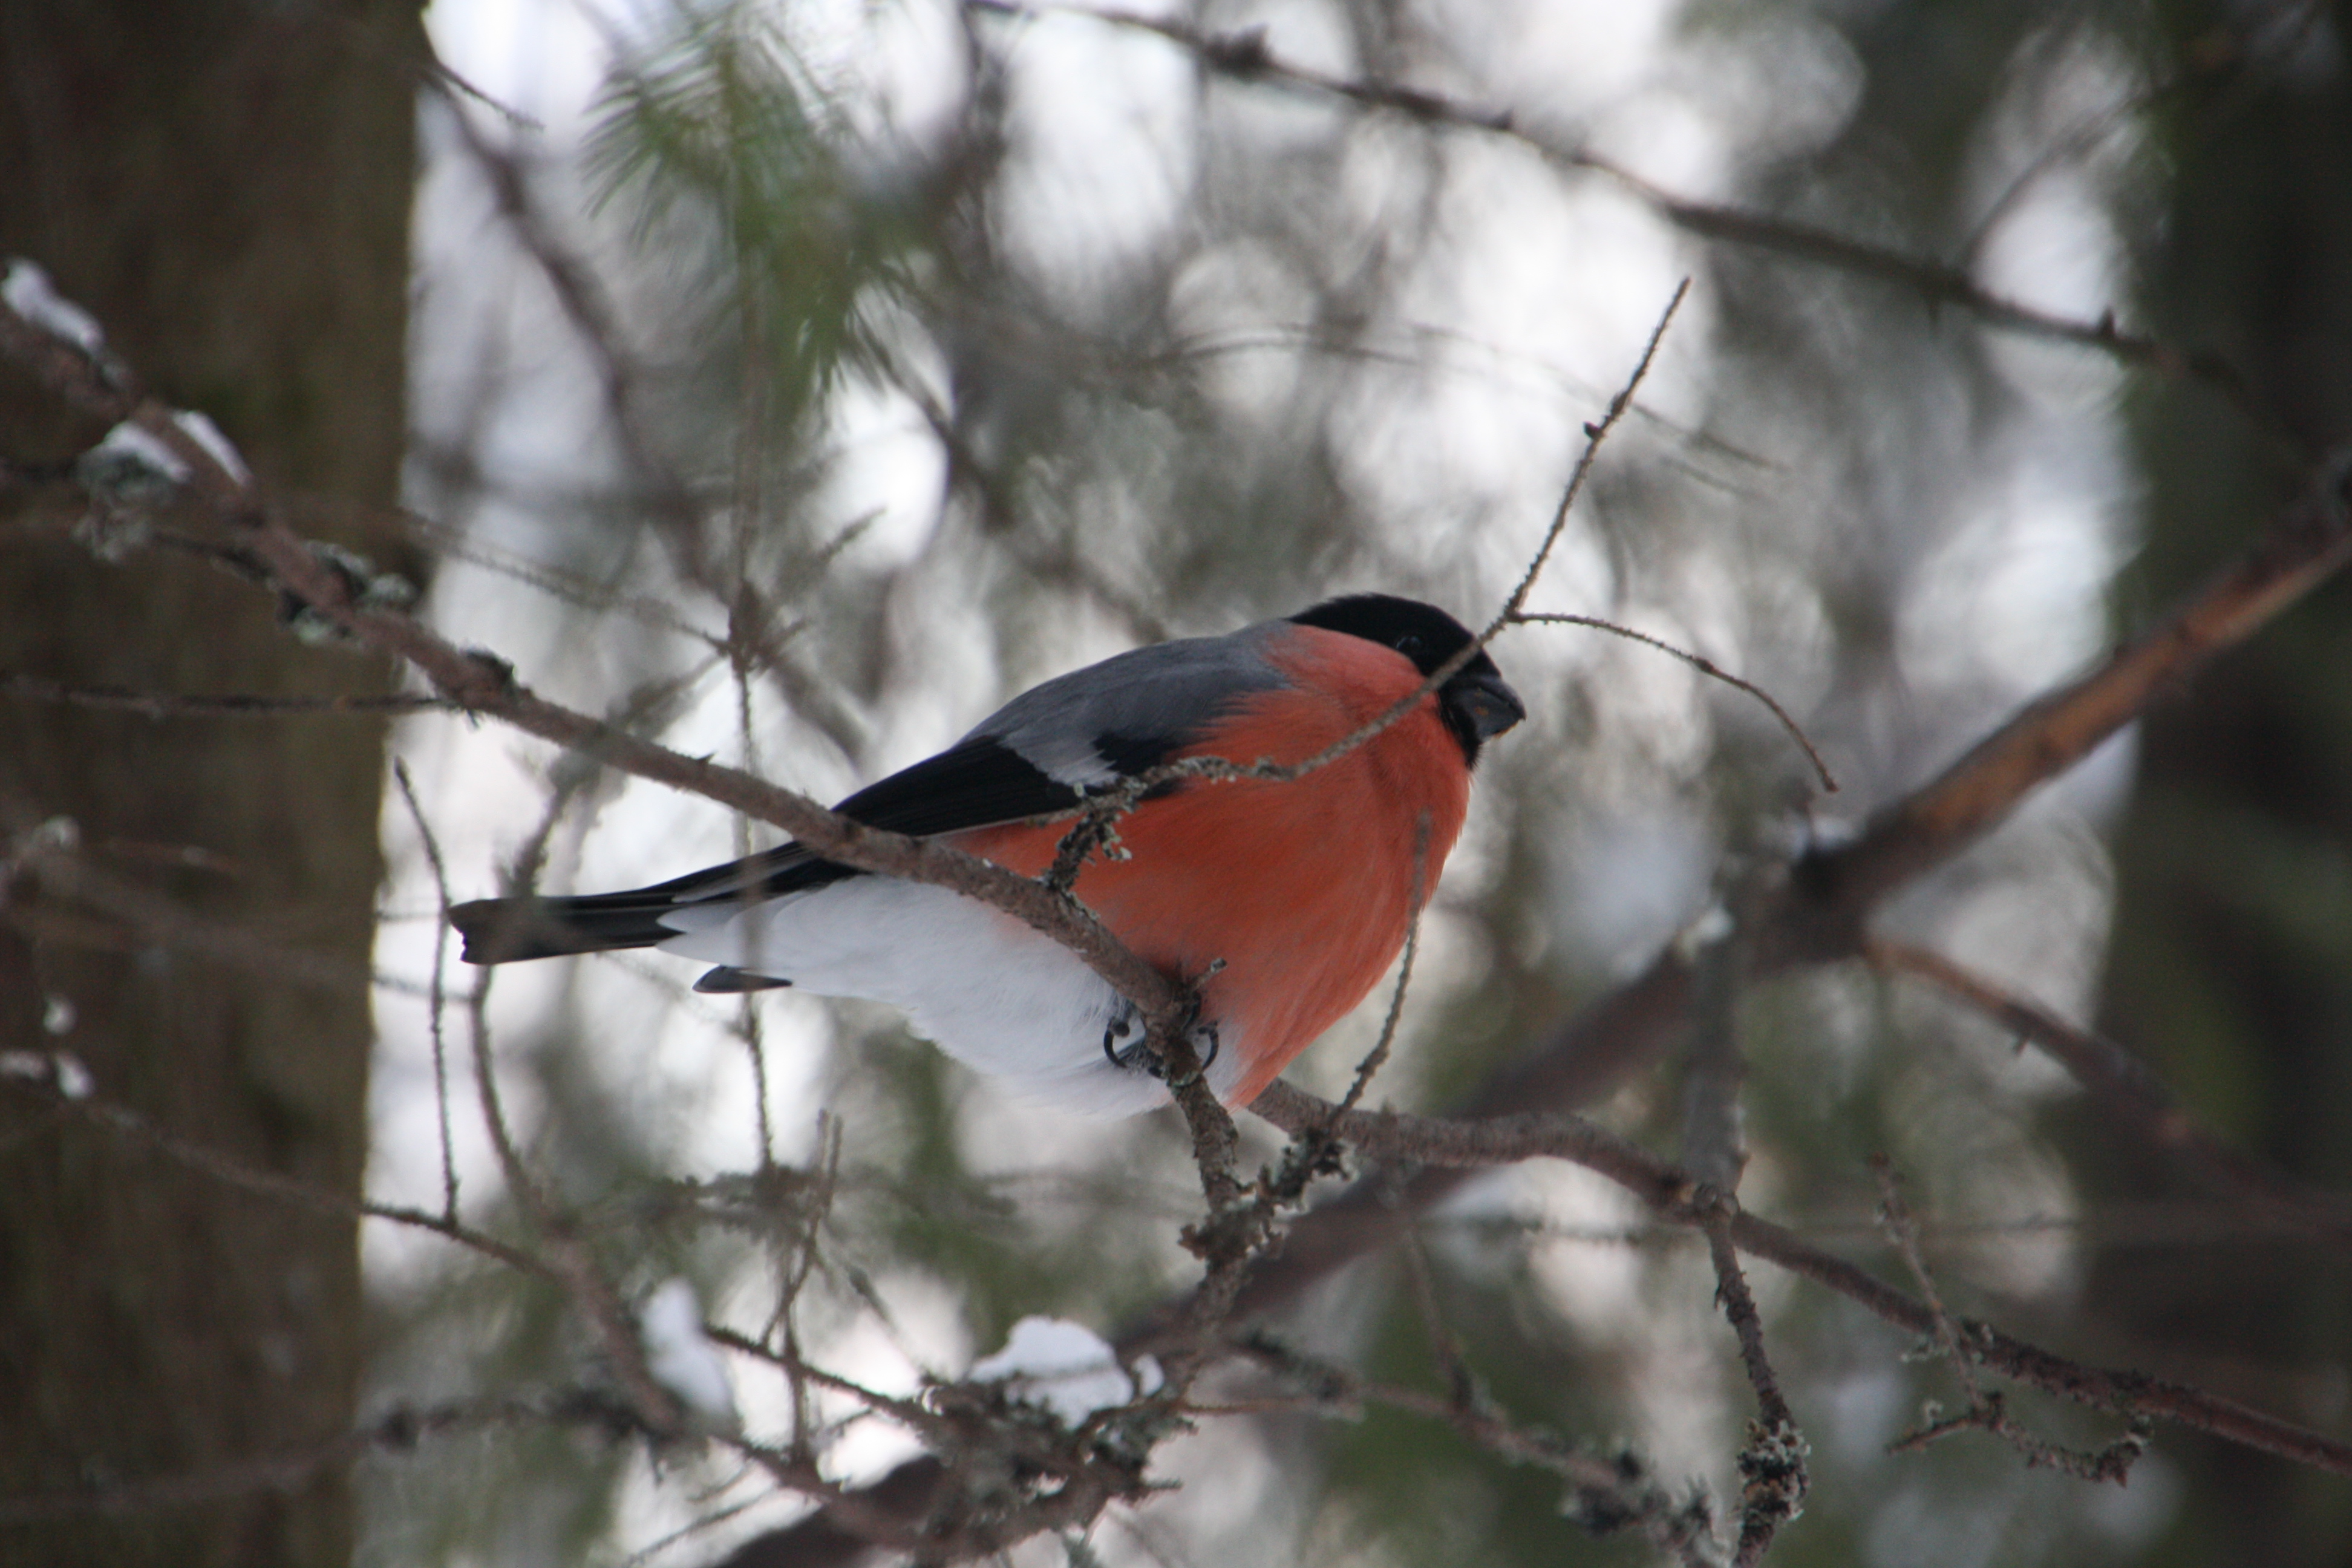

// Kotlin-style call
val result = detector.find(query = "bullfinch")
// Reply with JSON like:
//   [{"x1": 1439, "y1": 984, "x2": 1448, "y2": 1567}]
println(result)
[{"x1": 450, "y1": 594, "x2": 1524, "y2": 1116}]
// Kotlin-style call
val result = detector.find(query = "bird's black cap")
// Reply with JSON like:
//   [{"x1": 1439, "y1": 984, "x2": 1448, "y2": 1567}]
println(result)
[{"x1": 1288, "y1": 593, "x2": 1525, "y2": 765}]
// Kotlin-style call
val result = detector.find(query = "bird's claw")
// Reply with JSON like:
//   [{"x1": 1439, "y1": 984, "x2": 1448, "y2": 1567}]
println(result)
[
  {"x1": 1101, "y1": 1001, "x2": 1219, "y2": 1082},
  {"x1": 1102, "y1": 1002, "x2": 1145, "y2": 1071}
]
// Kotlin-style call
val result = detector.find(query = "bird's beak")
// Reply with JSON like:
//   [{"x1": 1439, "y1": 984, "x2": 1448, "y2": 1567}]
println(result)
[{"x1": 1451, "y1": 670, "x2": 1526, "y2": 740}]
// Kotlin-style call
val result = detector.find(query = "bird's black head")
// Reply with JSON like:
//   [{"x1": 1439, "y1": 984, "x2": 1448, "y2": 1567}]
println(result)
[{"x1": 1287, "y1": 593, "x2": 1526, "y2": 766}]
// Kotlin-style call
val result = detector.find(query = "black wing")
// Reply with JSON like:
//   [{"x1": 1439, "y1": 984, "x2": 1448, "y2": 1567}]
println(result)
[{"x1": 452, "y1": 735, "x2": 1103, "y2": 962}]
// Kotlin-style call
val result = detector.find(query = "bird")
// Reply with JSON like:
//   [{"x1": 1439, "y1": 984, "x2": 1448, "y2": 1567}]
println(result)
[{"x1": 449, "y1": 593, "x2": 1524, "y2": 1117}]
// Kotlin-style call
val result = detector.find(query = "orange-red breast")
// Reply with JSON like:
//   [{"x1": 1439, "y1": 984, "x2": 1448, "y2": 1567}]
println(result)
[{"x1": 451, "y1": 594, "x2": 1523, "y2": 1116}]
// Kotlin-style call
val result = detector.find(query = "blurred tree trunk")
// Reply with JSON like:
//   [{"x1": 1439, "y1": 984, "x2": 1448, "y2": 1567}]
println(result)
[
  {"x1": 2089, "y1": 4, "x2": 2352, "y2": 1564},
  {"x1": 0, "y1": 2, "x2": 420, "y2": 1564}
]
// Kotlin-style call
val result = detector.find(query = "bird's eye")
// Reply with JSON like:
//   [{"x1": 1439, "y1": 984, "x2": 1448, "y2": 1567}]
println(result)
[{"x1": 1396, "y1": 633, "x2": 1425, "y2": 655}]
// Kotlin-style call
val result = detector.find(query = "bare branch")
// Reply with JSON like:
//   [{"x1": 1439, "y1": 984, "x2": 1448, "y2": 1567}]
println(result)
[
  {"x1": 1244, "y1": 1081, "x2": 2352, "y2": 1478},
  {"x1": 1, "y1": 671, "x2": 448, "y2": 717},
  {"x1": 961, "y1": 2, "x2": 2263, "y2": 422},
  {"x1": 1870, "y1": 938, "x2": 2352, "y2": 1249},
  {"x1": 1796, "y1": 450, "x2": 2352, "y2": 938},
  {"x1": 1871, "y1": 1157, "x2": 1985, "y2": 1410},
  {"x1": 1673, "y1": 893, "x2": 1803, "y2": 1561},
  {"x1": 1394, "y1": 1202, "x2": 1476, "y2": 1414},
  {"x1": 1875, "y1": 1157, "x2": 2149, "y2": 1485}
]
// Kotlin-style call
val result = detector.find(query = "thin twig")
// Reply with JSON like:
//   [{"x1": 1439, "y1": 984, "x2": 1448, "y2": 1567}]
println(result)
[
  {"x1": 1394, "y1": 1204, "x2": 1478, "y2": 1414},
  {"x1": 1507, "y1": 613, "x2": 1837, "y2": 792},
  {"x1": 393, "y1": 759, "x2": 462, "y2": 1224},
  {"x1": 395, "y1": 503, "x2": 725, "y2": 644},
  {"x1": 0, "y1": 671, "x2": 449, "y2": 717},
  {"x1": 730, "y1": 609, "x2": 779, "y2": 1171},
  {"x1": 1869, "y1": 938, "x2": 2352, "y2": 1249},
  {"x1": 739, "y1": 1003, "x2": 777, "y2": 1171},
  {"x1": 1229, "y1": 1335, "x2": 1722, "y2": 1566},
  {"x1": 462, "y1": 966, "x2": 547, "y2": 1221},
  {"x1": 1499, "y1": 278, "x2": 1691, "y2": 626},
  {"x1": 0, "y1": 1396, "x2": 585, "y2": 1525},
  {"x1": 3, "y1": 1077, "x2": 552, "y2": 1281},
  {"x1": 1692, "y1": 1200, "x2": 1807, "y2": 1566},
  {"x1": 1695, "y1": 1210, "x2": 1794, "y2": 1431},
  {"x1": 1670, "y1": 878, "x2": 1805, "y2": 1560},
  {"x1": 1871, "y1": 1157, "x2": 1982, "y2": 1406},
  {"x1": 1333, "y1": 811, "x2": 1430, "y2": 1120},
  {"x1": 458, "y1": 776, "x2": 692, "y2": 1438}
]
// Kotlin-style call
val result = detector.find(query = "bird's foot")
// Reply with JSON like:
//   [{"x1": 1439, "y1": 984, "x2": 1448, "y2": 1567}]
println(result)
[{"x1": 1101, "y1": 1001, "x2": 1219, "y2": 1083}]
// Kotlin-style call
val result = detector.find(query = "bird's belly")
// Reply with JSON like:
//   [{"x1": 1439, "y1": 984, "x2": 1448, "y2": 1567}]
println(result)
[{"x1": 654, "y1": 878, "x2": 1226, "y2": 1116}]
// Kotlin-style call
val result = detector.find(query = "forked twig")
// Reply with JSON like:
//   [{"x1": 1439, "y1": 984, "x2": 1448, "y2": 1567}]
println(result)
[{"x1": 1873, "y1": 1156, "x2": 2148, "y2": 1484}]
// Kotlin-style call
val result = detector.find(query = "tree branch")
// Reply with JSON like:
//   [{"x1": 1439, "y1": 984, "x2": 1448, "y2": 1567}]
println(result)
[
  {"x1": 1869, "y1": 938, "x2": 2352, "y2": 1249},
  {"x1": 1246, "y1": 1082, "x2": 2352, "y2": 1478},
  {"x1": 0, "y1": 671, "x2": 449, "y2": 717},
  {"x1": 962, "y1": 1, "x2": 2265, "y2": 423}
]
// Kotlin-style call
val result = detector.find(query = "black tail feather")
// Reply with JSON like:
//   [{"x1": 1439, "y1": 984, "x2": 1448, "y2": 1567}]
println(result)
[
  {"x1": 450, "y1": 893, "x2": 682, "y2": 963},
  {"x1": 451, "y1": 852, "x2": 863, "y2": 965}
]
